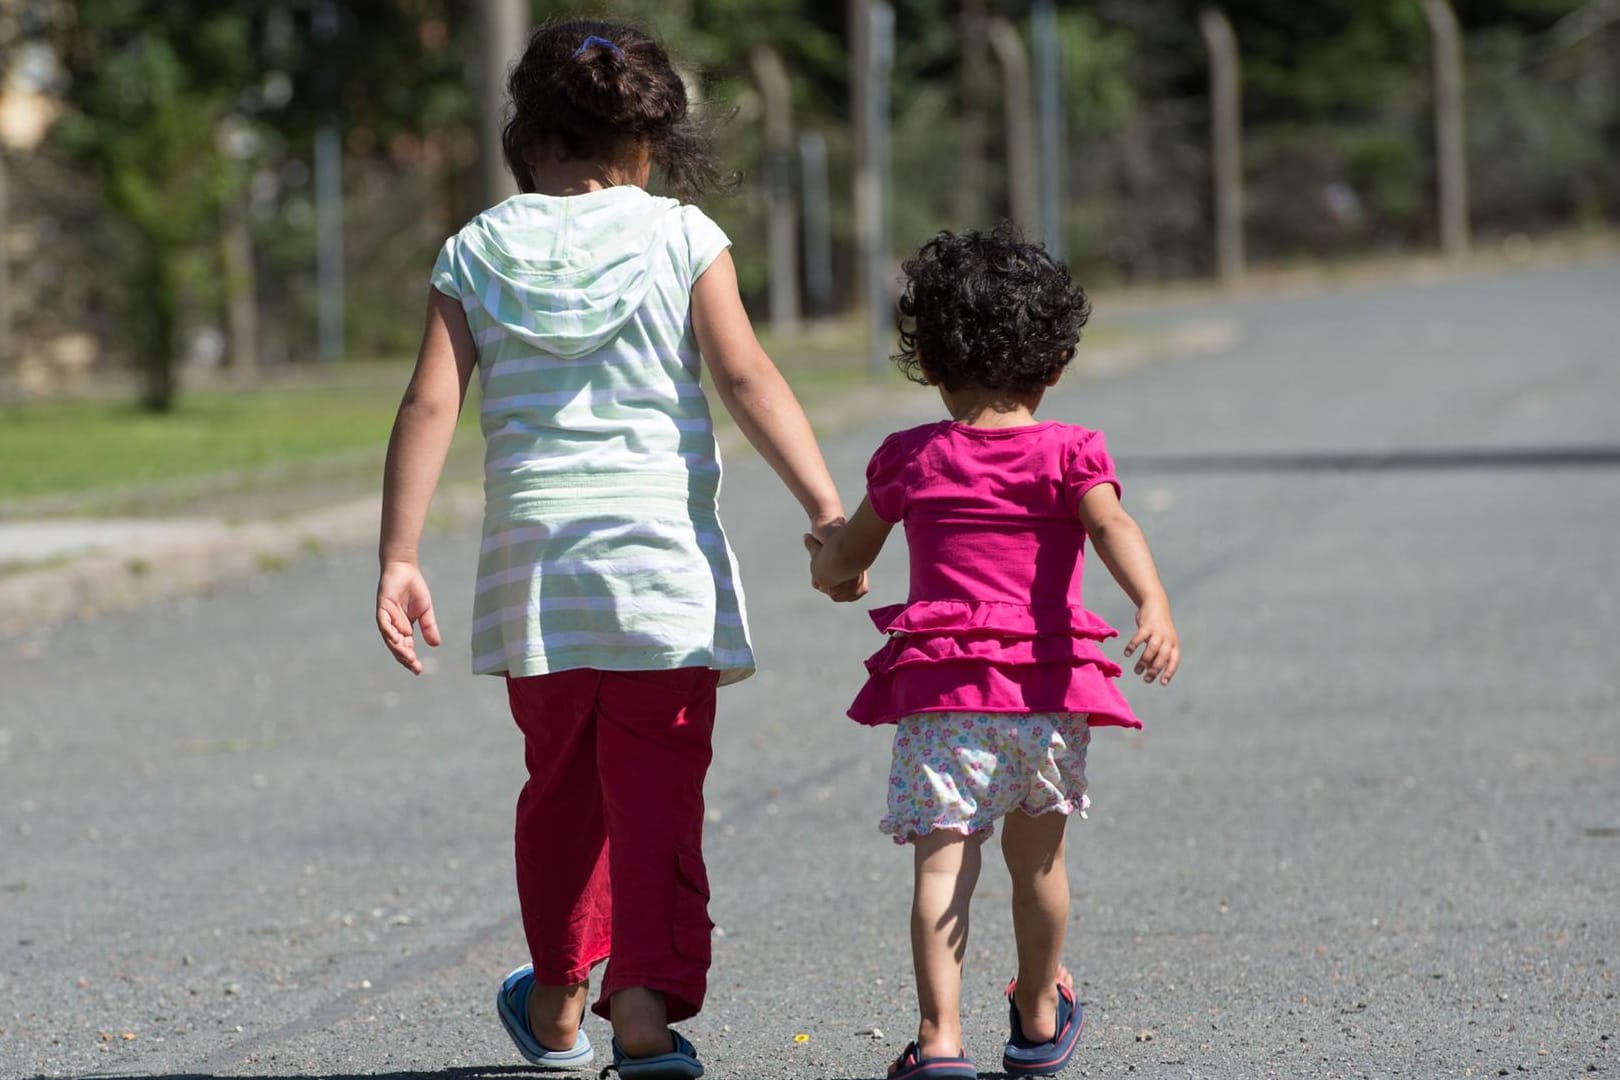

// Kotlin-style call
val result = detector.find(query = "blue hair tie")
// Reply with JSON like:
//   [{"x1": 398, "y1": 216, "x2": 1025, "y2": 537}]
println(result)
[{"x1": 574, "y1": 35, "x2": 623, "y2": 58}]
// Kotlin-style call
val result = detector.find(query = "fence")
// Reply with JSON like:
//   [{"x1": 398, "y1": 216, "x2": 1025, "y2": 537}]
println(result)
[{"x1": 1, "y1": 2, "x2": 1617, "y2": 396}]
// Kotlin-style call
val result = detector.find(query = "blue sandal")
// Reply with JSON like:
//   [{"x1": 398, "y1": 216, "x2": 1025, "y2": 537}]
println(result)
[
  {"x1": 606, "y1": 1030, "x2": 704, "y2": 1079},
  {"x1": 1002, "y1": 978, "x2": 1083, "y2": 1076},
  {"x1": 496, "y1": 964, "x2": 595, "y2": 1070},
  {"x1": 886, "y1": 1041, "x2": 976, "y2": 1079}
]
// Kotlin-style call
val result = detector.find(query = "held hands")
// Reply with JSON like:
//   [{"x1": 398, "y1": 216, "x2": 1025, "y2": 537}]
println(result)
[
  {"x1": 804, "y1": 520, "x2": 868, "y2": 602},
  {"x1": 376, "y1": 560, "x2": 441, "y2": 675},
  {"x1": 1124, "y1": 599, "x2": 1180, "y2": 685}
]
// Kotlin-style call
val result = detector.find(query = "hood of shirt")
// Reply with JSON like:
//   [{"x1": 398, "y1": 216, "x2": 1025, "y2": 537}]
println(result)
[{"x1": 451, "y1": 187, "x2": 679, "y2": 360}]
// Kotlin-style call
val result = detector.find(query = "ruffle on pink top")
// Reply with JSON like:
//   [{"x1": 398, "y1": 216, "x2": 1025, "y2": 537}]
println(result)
[
  {"x1": 847, "y1": 599, "x2": 1141, "y2": 728},
  {"x1": 869, "y1": 599, "x2": 1116, "y2": 638},
  {"x1": 845, "y1": 421, "x2": 1143, "y2": 730}
]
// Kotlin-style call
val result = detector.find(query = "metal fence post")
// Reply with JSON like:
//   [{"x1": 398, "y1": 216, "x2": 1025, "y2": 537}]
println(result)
[
  {"x1": 1420, "y1": 0, "x2": 1470, "y2": 257},
  {"x1": 313, "y1": 0, "x2": 345, "y2": 362},
  {"x1": 852, "y1": 0, "x2": 894, "y2": 375},
  {"x1": 956, "y1": 0, "x2": 991, "y2": 227},
  {"x1": 221, "y1": 190, "x2": 259, "y2": 376},
  {"x1": 750, "y1": 45, "x2": 801, "y2": 334},
  {"x1": 1200, "y1": 7, "x2": 1245, "y2": 284},
  {"x1": 480, "y1": 0, "x2": 527, "y2": 207},
  {"x1": 1031, "y1": 0, "x2": 1064, "y2": 261},
  {"x1": 799, "y1": 131, "x2": 834, "y2": 319},
  {"x1": 0, "y1": 150, "x2": 10, "y2": 374}
]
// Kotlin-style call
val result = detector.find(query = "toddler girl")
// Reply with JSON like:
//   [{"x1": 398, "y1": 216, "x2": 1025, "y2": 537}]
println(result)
[
  {"x1": 376, "y1": 20, "x2": 857, "y2": 1079},
  {"x1": 809, "y1": 225, "x2": 1180, "y2": 1079}
]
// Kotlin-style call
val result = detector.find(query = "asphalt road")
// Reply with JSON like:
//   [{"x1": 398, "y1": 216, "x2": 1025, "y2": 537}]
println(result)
[{"x1": 3, "y1": 258, "x2": 1618, "y2": 1080}]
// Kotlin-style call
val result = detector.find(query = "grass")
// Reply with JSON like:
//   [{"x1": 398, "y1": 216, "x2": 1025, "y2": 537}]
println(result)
[
  {"x1": 0, "y1": 325, "x2": 884, "y2": 516},
  {"x1": 0, "y1": 308, "x2": 1164, "y2": 518},
  {"x1": 0, "y1": 310, "x2": 1162, "y2": 519},
  {"x1": 0, "y1": 373, "x2": 428, "y2": 502},
  {"x1": 0, "y1": 368, "x2": 486, "y2": 516}
]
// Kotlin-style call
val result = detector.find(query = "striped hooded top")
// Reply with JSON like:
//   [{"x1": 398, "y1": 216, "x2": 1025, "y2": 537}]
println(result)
[{"x1": 431, "y1": 186, "x2": 754, "y2": 684}]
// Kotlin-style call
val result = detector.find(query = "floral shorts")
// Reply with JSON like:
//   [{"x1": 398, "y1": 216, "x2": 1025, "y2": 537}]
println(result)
[{"x1": 879, "y1": 711, "x2": 1091, "y2": 844}]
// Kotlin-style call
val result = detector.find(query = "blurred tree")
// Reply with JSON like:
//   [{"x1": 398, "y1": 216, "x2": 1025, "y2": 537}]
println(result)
[
  {"x1": 1076, "y1": 0, "x2": 1599, "y2": 271},
  {"x1": 50, "y1": 3, "x2": 255, "y2": 410},
  {"x1": 47, "y1": 0, "x2": 474, "y2": 410},
  {"x1": 21, "y1": 0, "x2": 1609, "y2": 387}
]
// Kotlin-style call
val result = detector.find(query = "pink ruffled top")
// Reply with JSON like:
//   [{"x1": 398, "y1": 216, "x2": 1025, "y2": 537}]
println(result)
[{"x1": 847, "y1": 420, "x2": 1142, "y2": 730}]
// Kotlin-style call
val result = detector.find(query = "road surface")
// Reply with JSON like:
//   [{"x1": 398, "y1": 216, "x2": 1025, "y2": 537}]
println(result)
[{"x1": 3, "y1": 258, "x2": 1617, "y2": 1079}]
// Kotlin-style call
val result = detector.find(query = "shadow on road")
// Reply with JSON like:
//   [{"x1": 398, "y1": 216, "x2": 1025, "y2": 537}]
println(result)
[
  {"x1": 50, "y1": 1071, "x2": 894, "y2": 1080},
  {"x1": 39, "y1": 1072, "x2": 544, "y2": 1080},
  {"x1": 40, "y1": 1072, "x2": 528, "y2": 1080},
  {"x1": 1120, "y1": 443, "x2": 1620, "y2": 473}
]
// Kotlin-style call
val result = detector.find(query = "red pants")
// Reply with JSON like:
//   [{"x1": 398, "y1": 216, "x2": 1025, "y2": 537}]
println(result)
[{"x1": 507, "y1": 667, "x2": 719, "y2": 1023}]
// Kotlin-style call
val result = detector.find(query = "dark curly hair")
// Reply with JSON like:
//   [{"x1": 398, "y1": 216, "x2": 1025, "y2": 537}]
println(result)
[
  {"x1": 502, "y1": 19, "x2": 730, "y2": 200},
  {"x1": 893, "y1": 223, "x2": 1090, "y2": 394}
]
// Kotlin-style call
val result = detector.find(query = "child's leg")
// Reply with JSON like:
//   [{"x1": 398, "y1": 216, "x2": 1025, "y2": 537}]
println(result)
[
  {"x1": 911, "y1": 829, "x2": 987, "y2": 1060},
  {"x1": 1000, "y1": 809, "x2": 1072, "y2": 1042},
  {"x1": 507, "y1": 670, "x2": 613, "y2": 1048},
  {"x1": 593, "y1": 667, "x2": 720, "y2": 1057}
]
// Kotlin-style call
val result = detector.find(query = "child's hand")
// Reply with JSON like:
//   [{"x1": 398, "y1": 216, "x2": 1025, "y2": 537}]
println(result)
[
  {"x1": 376, "y1": 560, "x2": 441, "y2": 675},
  {"x1": 1124, "y1": 600, "x2": 1180, "y2": 685},
  {"x1": 803, "y1": 531, "x2": 869, "y2": 602}
]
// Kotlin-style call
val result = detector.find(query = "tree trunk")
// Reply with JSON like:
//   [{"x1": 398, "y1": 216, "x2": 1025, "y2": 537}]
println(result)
[
  {"x1": 986, "y1": 18, "x2": 1037, "y2": 234},
  {"x1": 134, "y1": 238, "x2": 180, "y2": 412}
]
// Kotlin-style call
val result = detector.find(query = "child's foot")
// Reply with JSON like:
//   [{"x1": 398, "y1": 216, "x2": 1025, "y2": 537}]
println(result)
[
  {"x1": 888, "y1": 1041, "x2": 975, "y2": 1080},
  {"x1": 528, "y1": 975, "x2": 590, "y2": 1051},
  {"x1": 914, "y1": 1016, "x2": 967, "y2": 1063},
  {"x1": 1004, "y1": 965, "x2": 1083, "y2": 1077},
  {"x1": 496, "y1": 965, "x2": 594, "y2": 1068},
  {"x1": 610, "y1": 986, "x2": 677, "y2": 1059},
  {"x1": 613, "y1": 1028, "x2": 676, "y2": 1058},
  {"x1": 609, "y1": 1030, "x2": 703, "y2": 1079},
  {"x1": 1010, "y1": 963, "x2": 1073, "y2": 1043}
]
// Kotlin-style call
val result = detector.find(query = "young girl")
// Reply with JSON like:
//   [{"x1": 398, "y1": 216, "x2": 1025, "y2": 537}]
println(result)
[
  {"x1": 376, "y1": 20, "x2": 858, "y2": 1079},
  {"x1": 808, "y1": 225, "x2": 1180, "y2": 1080}
]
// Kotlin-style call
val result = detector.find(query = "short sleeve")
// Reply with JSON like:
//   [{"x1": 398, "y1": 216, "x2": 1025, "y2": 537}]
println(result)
[
  {"x1": 1062, "y1": 428, "x2": 1121, "y2": 513},
  {"x1": 430, "y1": 234, "x2": 462, "y2": 300},
  {"x1": 680, "y1": 206, "x2": 732, "y2": 284},
  {"x1": 866, "y1": 432, "x2": 910, "y2": 523}
]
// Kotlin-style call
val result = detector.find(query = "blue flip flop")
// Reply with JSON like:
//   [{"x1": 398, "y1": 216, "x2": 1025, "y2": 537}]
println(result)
[
  {"x1": 886, "y1": 1041, "x2": 976, "y2": 1079},
  {"x1": 1002, "y1": 978, "x2": 1084, "y2": 1076},
  {"x1": 496, "y1": 964, "x2": 594, "y2": 1070},
  {"x1": 607, "y1": 1030, "x2": 704, "y2": 1079}
]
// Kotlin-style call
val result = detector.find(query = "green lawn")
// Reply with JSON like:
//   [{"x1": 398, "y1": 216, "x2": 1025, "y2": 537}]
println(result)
[
  {"x1": 0, "y1": 310, "x2": 1143, "y2": 513},
  {"x1": 0, "y1": 335, "x2": 878, "y2": 513},
  {"x1": 0, "y1": 370, "x2": 479, "y2": 505}
]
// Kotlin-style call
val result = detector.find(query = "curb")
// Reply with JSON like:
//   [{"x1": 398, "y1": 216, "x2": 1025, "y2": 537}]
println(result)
[{"x1": 0, "y1": 489, "x2": 482, "y2": 634}]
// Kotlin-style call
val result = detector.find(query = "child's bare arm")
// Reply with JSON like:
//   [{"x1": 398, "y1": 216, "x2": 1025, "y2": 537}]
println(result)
[
  {"x1": 807, "y1": 497, "x2": 893, "y2": 594},
  {"x1": 691, "y1": 251, "x2": 846, "y2": 535},
  {"x1": 376, "y1": 287, "x2": 477, "y2": 673},
  {"x1": 1077, "y1": 483, "x2": 1180, "y2": 684}
]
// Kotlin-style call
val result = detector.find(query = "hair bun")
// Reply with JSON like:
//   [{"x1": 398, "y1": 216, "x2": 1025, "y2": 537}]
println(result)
[
  {"x1": 567, "y1": 40, "x2": 653, "y2": 131},
  {"x1": 574, "y1": 37, "x2": 626, "y2": 68},
  {"x1": 503, "y1": 19, "x2": 723, "y2": 199}
]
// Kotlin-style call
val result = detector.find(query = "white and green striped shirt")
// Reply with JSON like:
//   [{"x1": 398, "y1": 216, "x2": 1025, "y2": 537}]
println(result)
[{"x1": 432, "y1": 187, "x2": 754, "y2": 684}]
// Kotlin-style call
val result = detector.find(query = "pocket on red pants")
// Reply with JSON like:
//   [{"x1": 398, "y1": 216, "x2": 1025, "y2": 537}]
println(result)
[{"x1": 672, "y1": 845, "x2": 714, "y2": 961}]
